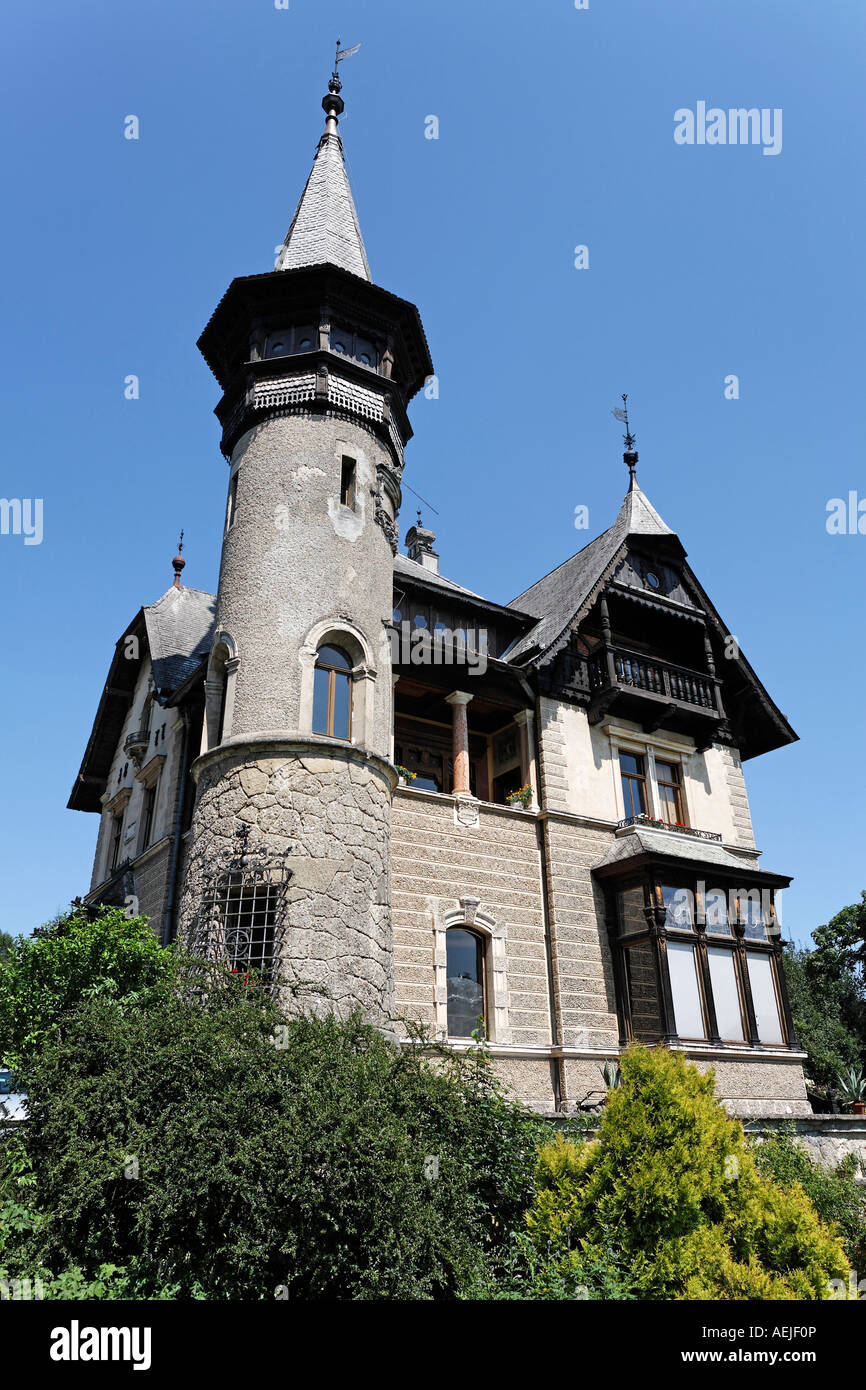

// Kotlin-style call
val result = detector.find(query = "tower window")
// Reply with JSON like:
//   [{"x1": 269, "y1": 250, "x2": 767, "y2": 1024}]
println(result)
[
  {"x1": 329, "y1": 325, "x2": 379, "y2": 370},
  {"x1": 264, "y1": 325, "x2": 317, "y2": 359},
  {"x1": 619, "y1": 752, "x2": 647, "y2": 818},
  {"x1": 340, "y1": 457, "x2": 357, "y2": 509},
  {"x1": 446, "y1": 928, "x2": 486, "y2": 1038},
  {"x1": 313, "y1": 644, "x2": 352, "y2": 741},
  {"x1": 226, "y1": 473, "x2": 239, "y2": 531}
]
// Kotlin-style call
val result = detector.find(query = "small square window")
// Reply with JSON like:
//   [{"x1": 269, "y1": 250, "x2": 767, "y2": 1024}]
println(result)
[{"x1": 340, "y1": 457, "x2": 357, "y2": 509}]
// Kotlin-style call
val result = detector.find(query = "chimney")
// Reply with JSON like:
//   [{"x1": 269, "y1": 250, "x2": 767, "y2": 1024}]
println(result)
[{"x1": 405, "y1": 522, "x2": 439, "y2": 574}]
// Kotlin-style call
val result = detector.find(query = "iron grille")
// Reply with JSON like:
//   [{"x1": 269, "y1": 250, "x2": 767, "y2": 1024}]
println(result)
[{"x1": 190, "y1": 829, "x2": 292, "y2": 986}]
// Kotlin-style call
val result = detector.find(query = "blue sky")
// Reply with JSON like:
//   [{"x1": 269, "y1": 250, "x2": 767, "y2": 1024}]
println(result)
[{"x1": 1, "y1": 0, "x2": 863, "y2": 946}]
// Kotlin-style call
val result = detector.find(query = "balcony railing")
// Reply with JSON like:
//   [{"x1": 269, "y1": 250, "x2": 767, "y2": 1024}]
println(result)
[
  {"x1": 618, "y1": 814, "x2": 723, "y2": 842},
  {"x1": 123, "y1": 729, "x2": 150, "y2": 759},
  {"x1": 587, "y1": 645, "x2": 720, "y2": 712}
]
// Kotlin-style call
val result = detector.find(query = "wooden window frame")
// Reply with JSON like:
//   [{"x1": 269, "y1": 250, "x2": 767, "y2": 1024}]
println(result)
[
  {"x1": 655, "y1": 759, "x2": 685, "y2": 826},
  {"x1": 313, "y1": 647, "x2": 352, "y2": 742},
  {"x1": 109, "y1": 814, "x2": 123, "y2": 871},
  {"x1": 226, "y1": 472, "x2": 238, "y2": 531},
  {"x1": 605, "y1": 871, "x2": 792, "y2": 1051},
  {"x1": 140, "y1": 782, "x2": 157, "y2": 853},
  {"x1": 619, "y1": 750, "x2": 648, "y2": 818}
]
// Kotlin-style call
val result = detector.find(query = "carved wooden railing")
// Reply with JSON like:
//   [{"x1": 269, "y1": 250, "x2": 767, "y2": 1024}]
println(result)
[{"x1": 587, "y1": 645, "x2": 719, "y2": 711}]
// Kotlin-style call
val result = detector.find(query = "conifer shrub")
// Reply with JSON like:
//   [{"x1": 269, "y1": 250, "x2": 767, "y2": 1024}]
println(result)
[{"x1": 524, "y1": 1047, "x2": 850, "y2": 1300}]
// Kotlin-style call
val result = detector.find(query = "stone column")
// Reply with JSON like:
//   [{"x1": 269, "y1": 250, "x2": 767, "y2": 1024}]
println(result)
[
  {"x1": 445, "y1": 691, "x2": 473, "y2": 794},
  {"x1": 514, "y1": 709, "x2": 539, "y2": 810}
]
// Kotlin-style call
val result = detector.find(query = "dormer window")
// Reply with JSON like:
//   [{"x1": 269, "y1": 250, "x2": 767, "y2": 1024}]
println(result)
[
  {"x1": 329, "y1": 325, "x2": 378, "y2": 370},
  {"x1": 645, "y1": 570, "x2": 661, "y2": 590},
  {"x1": 264, "y1": 325, "x2": 317, "y2": 359}
]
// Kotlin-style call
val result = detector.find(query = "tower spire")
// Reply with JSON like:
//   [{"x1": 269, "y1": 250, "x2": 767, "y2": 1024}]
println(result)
[
  {"x1": 612, "y1": 393, "x2": 639, "y2": 487},
  {"x1": 274, "y1": 40, "x2": 370, "y2": 280}
]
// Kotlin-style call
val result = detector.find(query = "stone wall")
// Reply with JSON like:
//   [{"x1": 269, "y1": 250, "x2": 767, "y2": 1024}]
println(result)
[
  {"x1": 390, "y1": 787, "x2": 811, "y2": 1118},
  {"x1": 745, "y1": 1115, "x2": 866, "y2": 1171},
  {"x1": 131, "y1": 838, "x2": 173, "y2": 935},
  {"x1": 390, "y1": 789, "x2": 550, "y2": 1045},
  {"x1": 178, "y1": 736, "x2": 394, "y2": 1022}
]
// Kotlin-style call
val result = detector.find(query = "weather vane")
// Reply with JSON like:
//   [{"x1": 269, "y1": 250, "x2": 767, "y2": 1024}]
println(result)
[
  {"x1": 334, "y1": 37, "x2": 362, "y2": 79},
  {"x1": 612, "y1": 394, "x2": 638, "y2": 478}
]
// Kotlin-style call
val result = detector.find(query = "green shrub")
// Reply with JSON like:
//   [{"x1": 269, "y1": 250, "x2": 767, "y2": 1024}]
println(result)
[
  {"x1": 0, "y1": 907, "x2": 174, "y2": 1066},
  {"x1": 2, "y1": 975, "x2": 545, "y2": 1300},
  {"x1": 752, "y1": 1130, "x2": 866, "y2": 1269},
  {"x1": 523, "y1": 1046, "x2": 850, "y2": 1300}
]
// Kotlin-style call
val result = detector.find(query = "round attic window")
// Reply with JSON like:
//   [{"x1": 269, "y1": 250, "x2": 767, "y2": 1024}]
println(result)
[{"x1": 645, "y1": 571, "x2": 661, "y2": 590}]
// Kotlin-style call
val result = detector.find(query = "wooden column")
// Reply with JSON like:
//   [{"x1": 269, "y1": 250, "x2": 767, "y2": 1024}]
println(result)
[
  {"x1": 599, "y1": 594, "x2": 617, "y2": 688},
  {"x1": 445, "y1": 691, "x2": 473, "y2": 794}
]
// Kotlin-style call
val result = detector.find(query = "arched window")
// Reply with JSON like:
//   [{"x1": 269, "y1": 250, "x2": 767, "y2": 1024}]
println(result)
[
  {"x1": 446, "y1": 927, "x2": 486, "y2": 1038},
  {"x1": 313, "y1": 644, "x2": 352, "y2": 740}
]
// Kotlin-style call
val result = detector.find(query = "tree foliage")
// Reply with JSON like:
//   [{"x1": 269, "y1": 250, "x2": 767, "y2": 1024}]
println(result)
[
  {"x1": 0, "y1": 907, "x2": 174, "y2": 1066},
  {"x1": 783, "y1": 891, "x2": 866, "y2": 1089},
  {"x1": 752, "y1": 1129, "x2": 866, "y2": 1271}
]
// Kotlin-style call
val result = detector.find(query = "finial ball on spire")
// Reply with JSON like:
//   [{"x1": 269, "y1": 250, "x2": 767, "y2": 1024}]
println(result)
[{"x1": 172, "y1": 529, "x2": 186, "y2": 589}]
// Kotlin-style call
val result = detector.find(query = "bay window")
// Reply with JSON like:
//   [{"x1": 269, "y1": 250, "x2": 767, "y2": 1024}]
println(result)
[{"x1": 603, "y1": 867, "x2": 793, "y2": 1052}]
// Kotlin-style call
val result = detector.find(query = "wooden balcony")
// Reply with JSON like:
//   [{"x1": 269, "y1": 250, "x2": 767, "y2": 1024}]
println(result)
[{"x1": 586, "y1": 644, "x2": 725, "y2": 736}]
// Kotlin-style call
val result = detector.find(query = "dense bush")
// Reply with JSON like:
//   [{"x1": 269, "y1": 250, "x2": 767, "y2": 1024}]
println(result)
[
  {"x1": 516, "y1": 1047, "x2": 850, "y2": 1300},
  {"x1": 0, "y1": 907, "x2": 174, "y2": 1066},
  {"x1": 752, "y1": 1129, "x2": 866, "y2": 1269},
  {"x1": 1, "y1": 971, "x2": 545, "y2": 1300}
]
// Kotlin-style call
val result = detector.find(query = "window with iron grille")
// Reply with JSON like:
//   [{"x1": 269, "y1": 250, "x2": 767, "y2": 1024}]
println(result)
[
  {"x1": 193, "y1": 857, "x2": 290, "y2": 985},
  {"x1": 221, "y1": 871, "x2": 278, "y2": 976}
]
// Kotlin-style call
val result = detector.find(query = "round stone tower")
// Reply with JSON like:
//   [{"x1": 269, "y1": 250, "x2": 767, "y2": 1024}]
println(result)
[{"x1": 178, "y1": 64, "x2": 432, "y2": 1022}]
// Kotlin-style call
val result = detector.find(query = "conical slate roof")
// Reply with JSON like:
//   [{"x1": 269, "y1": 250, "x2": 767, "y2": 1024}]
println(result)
[
  {"x1": 503, "y1": 479, "x2": 676, "y2": 663},
  {"x1": 274, "y1": 129, "x2": 371, "y2": 280},
  {"x1": 614, "y1": 475, "x2": 673, "y2": 536}
]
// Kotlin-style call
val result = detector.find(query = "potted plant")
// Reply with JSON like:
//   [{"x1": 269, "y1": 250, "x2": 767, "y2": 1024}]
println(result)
[
  {"x1": 806, "y1": 1080, "x2": 841, "y2": 1114},
  {"x1": 835, "y1": 1065, "x2": 866, "y2": 1115},
  {"x1": 598, "y1": 1059, "x2": 622, "y2": 1091},
  {"x1": 505, "y1": 784, "x2": 533, "y2": 810},
  {"x1": 394, "y1": 765, "x2": 416, "y2": 788}
]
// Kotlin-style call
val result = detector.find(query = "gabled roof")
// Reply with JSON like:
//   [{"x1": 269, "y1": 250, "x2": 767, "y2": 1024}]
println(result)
[
  {"x1": 145, "y1": 586, "x2": 216, "y2": 697},
  {"x1": 67, "y1": 587, "x2": 216, "y2": 813},
  {"x1": 274, "y1": 130, "x2": 371, "y2": 281},
  {"x1": 394, "y1": 553, "x2": 539, "y2": 629},
  {"x1": 504, "y1": 479, "x2": 672, "y2": 663},
  {"x1": 394, "y1": 553, "x2": 483, "y2": 600}
]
